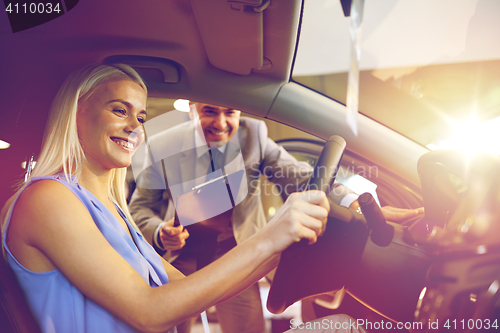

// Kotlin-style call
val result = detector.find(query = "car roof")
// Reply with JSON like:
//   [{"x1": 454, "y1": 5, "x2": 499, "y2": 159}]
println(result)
[
  {"x1": 1, "y1": 0, "x2": 298, "y2": 111},
  {"x1": 0, "y1": 0, "x2": 427, "y2": 207}
]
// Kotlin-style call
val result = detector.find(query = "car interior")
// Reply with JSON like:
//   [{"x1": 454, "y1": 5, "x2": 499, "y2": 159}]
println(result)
[{"x1": 1, "y1": 0, "x2": 500, "y2": 332}]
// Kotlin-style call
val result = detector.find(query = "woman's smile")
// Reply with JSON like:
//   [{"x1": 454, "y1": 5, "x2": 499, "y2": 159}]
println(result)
[{"x1": 77, "y1": 79, "x2": 147, "y2": 171}]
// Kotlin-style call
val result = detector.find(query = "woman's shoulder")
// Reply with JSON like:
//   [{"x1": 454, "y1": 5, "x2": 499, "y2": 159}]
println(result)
[
  {"x1": 11, "y1": 178, "x2": 85, "y2": 227},
  {"x1": 20, "y1": 177, "x2": 75, "y2": 201},
  {"x1": 6, "y1": 178, "x2": 92, "y2": 272}
]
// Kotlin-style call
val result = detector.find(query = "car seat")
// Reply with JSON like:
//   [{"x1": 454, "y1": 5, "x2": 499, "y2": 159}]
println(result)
[{"x1": 0, "y1": 243, "x2": 41, "y2": 333}]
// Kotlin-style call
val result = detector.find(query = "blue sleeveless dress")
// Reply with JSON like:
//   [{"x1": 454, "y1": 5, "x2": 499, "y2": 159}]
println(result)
[{"x1": 2, "y1": 174, "x2": 173, "y2": 333}]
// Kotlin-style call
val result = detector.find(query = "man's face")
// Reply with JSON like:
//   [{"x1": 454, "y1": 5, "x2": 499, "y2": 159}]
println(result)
[{"x1": 193, "y1": 102, "x2": 240, "y2": 146}]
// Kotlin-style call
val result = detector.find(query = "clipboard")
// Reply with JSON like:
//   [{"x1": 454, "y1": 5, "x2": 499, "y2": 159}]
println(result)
[{"x1": 174, "y1": 170, "x2": 245, "y2": 227}]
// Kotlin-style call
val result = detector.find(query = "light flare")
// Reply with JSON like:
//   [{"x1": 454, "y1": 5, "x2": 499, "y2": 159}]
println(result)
[
  {"x1": 173, "y1": 99, "x2": 190, "y2": 112},
  {"x1": 427, "y1": 116, "x2": 500, "y2": 155},
  {"x1": 0, "y1": 139, "x2": 10, "y2": 149}
]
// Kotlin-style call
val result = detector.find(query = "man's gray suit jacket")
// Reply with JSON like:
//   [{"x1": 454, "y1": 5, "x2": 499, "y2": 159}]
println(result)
[{"x1": 129, "y1": 117, "x2": 354, "y2": 254}]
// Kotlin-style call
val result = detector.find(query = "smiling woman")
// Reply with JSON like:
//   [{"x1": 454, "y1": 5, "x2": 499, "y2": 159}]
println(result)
[
  {"x1": 9, "y1": 64, "x2": 147, "y2": 225},
  {"x1": 0, "y1": 64, "x2": 362, "y2": 333},
  {"x1": 77, "y1": 80, "x2": 147, "y2": 172}
]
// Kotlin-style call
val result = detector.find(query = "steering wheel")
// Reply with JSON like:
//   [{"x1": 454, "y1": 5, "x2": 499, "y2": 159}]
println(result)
[
  {"x1": 267, "y1": 136, "x2": 431, "y2": 324},
  {"x1": 267, "y1": 135, "x2": 367, "y2": 313}
]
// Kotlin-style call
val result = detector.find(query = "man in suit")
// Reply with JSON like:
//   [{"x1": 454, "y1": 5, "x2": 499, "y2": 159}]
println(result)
[{"x1": 129, "y1": 102, "x2": 422, "y2": 333}]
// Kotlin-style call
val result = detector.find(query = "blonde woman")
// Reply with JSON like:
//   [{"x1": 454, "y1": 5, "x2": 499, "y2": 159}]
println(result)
[{"x1": 1, "y1": 64, "x2": 366, "y2": 333}]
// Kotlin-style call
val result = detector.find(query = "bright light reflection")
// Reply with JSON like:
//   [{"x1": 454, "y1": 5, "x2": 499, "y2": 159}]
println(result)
[
  {"x1": 487, "y1": 280, "x2": 499, "y2": 295},
  {"x1": 0, "y1": 140, "x2": 11, "y2": 149},
  {"x1": 173, "y1": 99, "x2": 190, "y2": 112},
  {"x1": 21, "y1": 161, "x2": 37, "y2": 169},
  {"x1": 419, "y1": 287, "x2": 427, "y2": 300},
  {"x1": 342, "y1": 174, "x2": 380, "y2": 206},
  {"x1": 476, "y1": 245, "x2": 487, "y2": 255},
  {"x1": 427, "y1": 116, "x2": 500, "y2": 154},
  {"x1": 268, "y1": 206, "x2": 276, "y2": 217}
]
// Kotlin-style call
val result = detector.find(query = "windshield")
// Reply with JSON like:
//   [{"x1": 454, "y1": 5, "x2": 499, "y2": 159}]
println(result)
[{"x1": 293, "y1": 0, "x2": 500, "y2": 154}]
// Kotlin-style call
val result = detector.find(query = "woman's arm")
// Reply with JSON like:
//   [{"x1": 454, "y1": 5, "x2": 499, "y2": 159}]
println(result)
[
  {"x1": 161, "y1": 247, "x2": 279, "y2": 305},
  {"x1": 9, "y1": 180, "x2": 328, "y2": 333}
]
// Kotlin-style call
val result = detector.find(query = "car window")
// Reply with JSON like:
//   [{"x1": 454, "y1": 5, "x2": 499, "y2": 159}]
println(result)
[
  {"x1": 128, "y1": 102, "x2": 381, "y2": 216},
  {"x1": 293, "y1": 0, "x2": 500, "y2": 154}
]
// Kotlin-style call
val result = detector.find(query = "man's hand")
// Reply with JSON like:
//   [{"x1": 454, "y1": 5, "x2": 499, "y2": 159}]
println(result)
[
  {"x1": 350, "y1": 200, "x2": 424, "y2": 223},
  {"x1": 380, "y1": 206, "x2": 424, "y2": 222},
  {"x1": 158, "y1": 219, "x2": 190, "y2": 251}
]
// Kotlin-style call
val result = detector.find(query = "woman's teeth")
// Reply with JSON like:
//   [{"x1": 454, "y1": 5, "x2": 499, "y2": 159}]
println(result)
[{"x1": 112, "y1": 139, "x2": 133, "y2": 149}]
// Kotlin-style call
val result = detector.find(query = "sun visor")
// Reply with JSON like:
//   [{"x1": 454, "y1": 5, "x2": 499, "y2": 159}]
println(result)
[{"x1": 190, "y1": 0, "x2": 270, "y2": 75}]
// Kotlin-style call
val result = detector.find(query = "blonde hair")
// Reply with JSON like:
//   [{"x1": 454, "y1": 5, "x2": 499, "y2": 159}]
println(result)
[{"x1": 2, "y1": 64, "x2": 146, "y2": 232}]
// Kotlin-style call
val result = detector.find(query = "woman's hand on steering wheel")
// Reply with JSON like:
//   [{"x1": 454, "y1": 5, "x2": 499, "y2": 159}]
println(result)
[{"x1": 259, "y1": 190, "x2": 330, "y2": 254}]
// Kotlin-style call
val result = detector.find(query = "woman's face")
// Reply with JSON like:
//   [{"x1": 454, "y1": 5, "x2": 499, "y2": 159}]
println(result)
[{"x1": 77, "y1": 79, "x2": 147, "y2": 171}]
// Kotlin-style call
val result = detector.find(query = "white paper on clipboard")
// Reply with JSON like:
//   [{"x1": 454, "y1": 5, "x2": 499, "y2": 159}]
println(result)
[{"x1": 174, "y1": 170, "x2": 245, "y2": 227}]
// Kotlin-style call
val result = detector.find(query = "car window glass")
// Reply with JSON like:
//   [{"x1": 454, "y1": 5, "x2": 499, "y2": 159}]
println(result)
[
  {"x1": 127, "y1": 104, "x2": 380, "y2": 216},
  {"x1": 293, "y1": 0, "x2": 500, "y2": 154}
]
